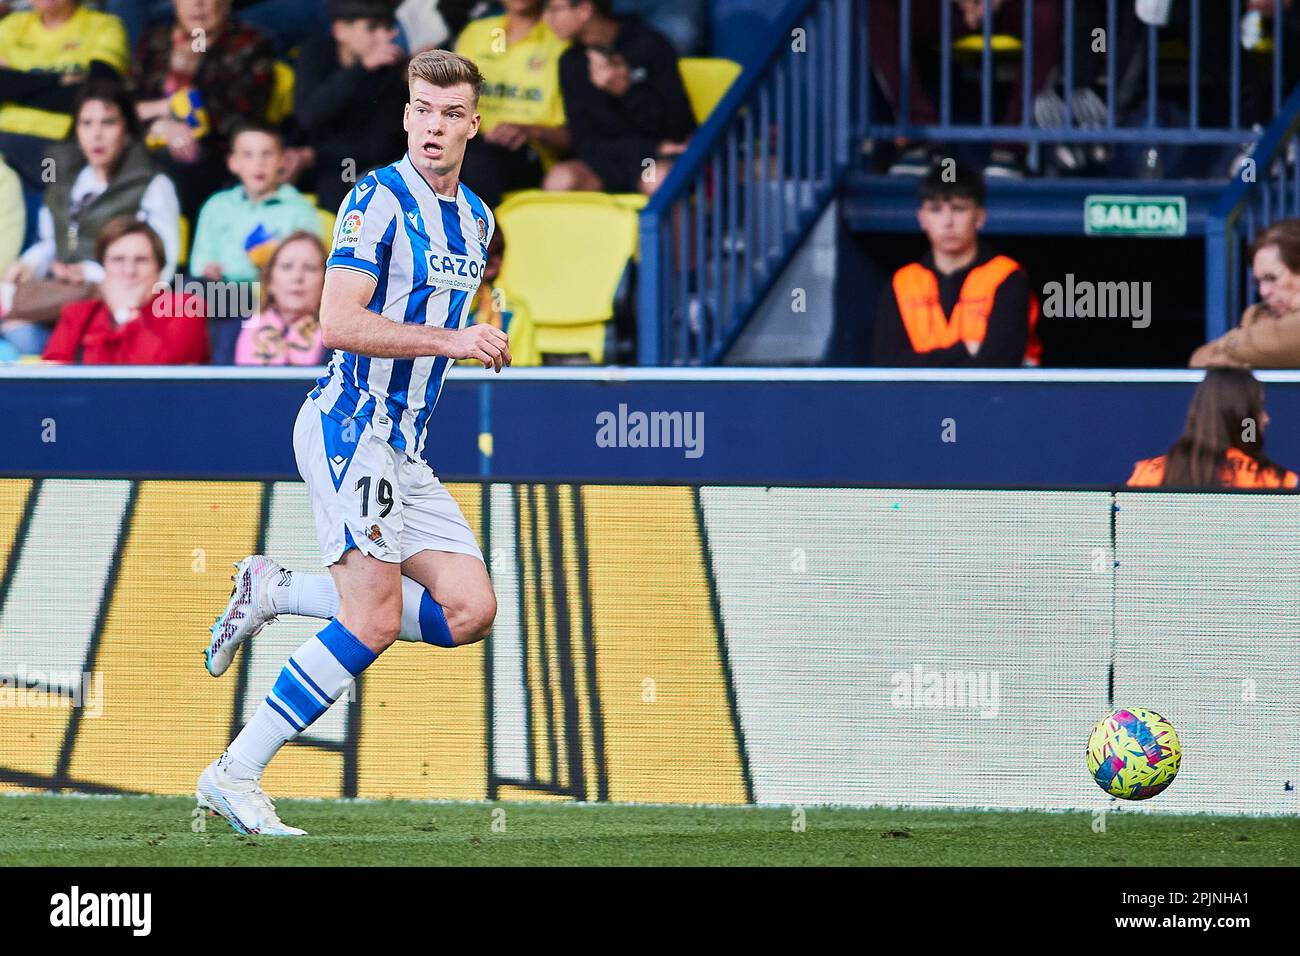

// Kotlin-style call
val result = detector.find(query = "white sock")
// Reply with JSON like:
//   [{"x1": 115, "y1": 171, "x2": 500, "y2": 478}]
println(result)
[
  {"x1": 269, "y1": 570, "x2": 338, "y2": 619},
  {"x1": 271, "y1": 572, "x2": 439, "y2": 644},
  {"x1": 225, "y1": 618, "x2": 377, "y2": 781}
]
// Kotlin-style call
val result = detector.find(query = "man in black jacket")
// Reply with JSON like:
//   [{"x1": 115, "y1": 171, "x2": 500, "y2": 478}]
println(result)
[
  {"x1": 289, "y1": 0, "x2": 409, "y2": 213},
  {"x1": 541, "y1": 0, "x2": 695, "y2": 196}
]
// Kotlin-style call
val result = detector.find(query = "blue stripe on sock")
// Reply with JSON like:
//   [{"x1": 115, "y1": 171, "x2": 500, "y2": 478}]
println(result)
[
  {"x1": 266, "y1": 695, "x2": 304, "y2": 732},
  {"x1": 418, "y1": 590, "x2": 456, "y2": 647},
  {"x1": 272, "y1": 668, "x2": 329, "y2": 726},
  {"x1": 317, "y1": 618, "x2": 378, "y2": 676},
  {"x1": 287, "y1": 656, "x2": 330, "y2": 703}
]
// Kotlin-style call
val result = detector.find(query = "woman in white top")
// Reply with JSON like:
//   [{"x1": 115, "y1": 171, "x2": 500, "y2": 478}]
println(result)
[{"x1": 2, "y1": 80, "x2": 180, "y2": 354}]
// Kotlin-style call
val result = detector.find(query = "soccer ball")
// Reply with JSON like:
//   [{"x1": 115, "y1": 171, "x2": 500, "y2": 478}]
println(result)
[{"x1": 1086, "y1": 707, "x2": 1182, "y2": 800}]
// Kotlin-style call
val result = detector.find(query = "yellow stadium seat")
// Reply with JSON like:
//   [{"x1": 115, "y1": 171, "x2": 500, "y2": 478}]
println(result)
[
  {"x1": 678, "y1": 57, "x2": 742, "y2": 125},
  {"x1": 317, "y1": 207, "x2": 335, "y2": 241},
  {"x1": 952, "y1": 34, "x2": 1023, "y2": 55},
  {"x1": 267, "y1": 61, "x2": 295, "y2": 126},
  {"x1": 494, "y1": 190, "x2": 639, "y2": 364}
]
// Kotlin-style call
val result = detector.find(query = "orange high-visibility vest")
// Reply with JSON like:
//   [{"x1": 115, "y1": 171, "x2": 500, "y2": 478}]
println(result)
[
  {"x1": 1127, "y1": 447, "x2": 1299, "y2": 488},
  {"x1": 892, "y1": 255, "x2": 1042, "y2": 366}
]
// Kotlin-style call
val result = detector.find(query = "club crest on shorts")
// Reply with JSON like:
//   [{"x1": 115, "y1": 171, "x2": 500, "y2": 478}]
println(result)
[{"x1": 366, "y1": 524, "x2": 388, "y2": 549}]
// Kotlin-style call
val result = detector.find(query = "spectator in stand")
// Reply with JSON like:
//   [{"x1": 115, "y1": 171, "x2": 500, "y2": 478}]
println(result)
[
  {"x1": 870, "y1": 0, "x2": 1062, "y2": 178},
  {"x1": 871, "y1": 163, "x2": 1040, "y2": 367},
  {"x1": 0, "y1": 0, "x2": 129, "y2": 231},
  {"x1": 1128, "y1": 368, "x2": 1297, "y2": 488},
  {"x1": 189, "y1": 121, "x2": 322, "y2": 284},
  {"x1": 613, "y1": 0, "x2": 705, "y2": 57},
  {"x1": 2, "y1": 82, "x2": 180, "y2": 355},
  {"x1": 291, "y1": 0, "x2": 408, "y2": 215},
  {"x1": 1191, "y1": 220, "x2": 1300, "y2": 369},
  {"x1": 0, "y1": 156, "x2": 24, "y2": 276},
  {"x1": 455, "y1": 0, "x2": 569, "y2": 209},
  {"x1": 42, "y1": 216, "x2": 209, "y2": 364},
  {"x1": 213, "y1": 229, "x2": 326, "y2": 365},
  {"x1": 132, "y1": 0, "x2": 276, "y2": 219},
  {"x1": 542, "y1": 0, "x2": 695, "y2": 197}
]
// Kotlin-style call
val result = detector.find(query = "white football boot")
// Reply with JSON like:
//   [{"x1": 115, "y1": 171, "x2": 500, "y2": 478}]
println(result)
[
  {"x1": 196, "y1": 755, "x2": 307, "y2": 837},
  {"x1": 206, "y1": 555, "x2": 283, "y2": 677}
]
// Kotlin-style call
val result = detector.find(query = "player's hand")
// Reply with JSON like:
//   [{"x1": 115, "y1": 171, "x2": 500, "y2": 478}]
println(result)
[{"x1": 451, "y1": 323, "x2": 511, "y2": 372}]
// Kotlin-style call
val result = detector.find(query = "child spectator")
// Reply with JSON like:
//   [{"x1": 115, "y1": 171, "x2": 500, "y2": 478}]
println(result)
[
  {"x1": 456, "y1": 0, "x2": 570, "y2": 209},
  {"x1": 213, "y1": 230, "x2": 327, "y2": 365},
  {"x1": 542, "y1": 0, "x2": 694, "y2": 197},
  {"x1": 189, "y1": 121, "x2": 322, "y2": 284},
  {"x1": 1128, "y1": 368, "x2": 1297, "y2": 488},
  {"x1": 132, "y1": 0, "x2": 276, "y2": 218},
  {"x1": 292, "y1": 0, "x2": 408, "y2": 215},
  {"x1": 0, "y1": 0, "x2": 129, "y2": 219},
  {"x1": 42, "y1": 216, "x2": 208, "y2": 364},
  {"x1": 870, "y1": 163, "x2": 1040, "y2": 367}
]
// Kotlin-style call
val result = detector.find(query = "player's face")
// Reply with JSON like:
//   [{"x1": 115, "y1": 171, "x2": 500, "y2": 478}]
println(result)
[
  {"x1": 1252, "y1": 244, "x2": 1300, "y2": 315},
  {"x1": 76, "y1": 99, "x2": 128, "y2": 171},
  {"x1": 917, "y1": 197, "x2": 985, "y2": 258},
  {"x1": 269, "y1": 238, "x2": 326, "y2": 318},
  {"x1": 404, "y1": 80, "x2": 480, "y2": 180}
]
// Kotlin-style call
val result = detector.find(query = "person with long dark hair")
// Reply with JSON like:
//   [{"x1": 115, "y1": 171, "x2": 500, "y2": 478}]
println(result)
[{"x1": 1128, "y1": 368, "x2": 1297, "y2": 488}]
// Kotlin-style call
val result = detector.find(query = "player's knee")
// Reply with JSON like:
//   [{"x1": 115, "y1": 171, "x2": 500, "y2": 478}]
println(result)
[
  {"x1": 347, "y1": 605, "x2": 401, "y2": 652},
  {"x1": 450, "y1": 591, "x2": 496, "y2": 646}
]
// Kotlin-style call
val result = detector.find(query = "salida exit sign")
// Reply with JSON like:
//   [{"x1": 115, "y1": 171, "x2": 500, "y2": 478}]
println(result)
[{"x1": 1084, "y1": 195, "x2": 1187, "y2": 237}]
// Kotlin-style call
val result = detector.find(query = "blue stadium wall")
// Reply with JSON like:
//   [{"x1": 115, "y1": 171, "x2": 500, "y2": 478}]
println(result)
[
  {"x1": 1, "y1": 370, "x2": 1298, "y2": 814},
  {"x1": 7, "y1": 368, "x2": 1300, "y2": 485}
]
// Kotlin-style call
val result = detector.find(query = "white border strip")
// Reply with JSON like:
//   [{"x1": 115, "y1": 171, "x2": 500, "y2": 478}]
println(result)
[{"x1": 4, "y1": 366, "x2": 1300, "y2": 384}]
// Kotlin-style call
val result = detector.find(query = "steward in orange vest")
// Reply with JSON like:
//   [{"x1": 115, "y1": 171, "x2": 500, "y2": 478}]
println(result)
[
  {"x1": 1128, "y1": 447, "x2": 1298, "y2": 489},
  {"x1": 873, "y1": 244, "x2": 1042, "y2": 367}
]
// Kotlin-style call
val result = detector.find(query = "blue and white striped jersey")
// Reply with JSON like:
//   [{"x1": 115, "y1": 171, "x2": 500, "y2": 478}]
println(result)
[{"x1": 310, "y1": 153, "x2": 494, "y2": 458}]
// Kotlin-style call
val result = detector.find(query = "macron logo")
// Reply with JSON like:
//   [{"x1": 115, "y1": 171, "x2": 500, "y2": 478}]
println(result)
[
  {"x1": 50, "y1": 886, "x2": 151, "y2": 936},
  {"x1": 328, "y1": 455, "x2": 349, "y2": 482}
]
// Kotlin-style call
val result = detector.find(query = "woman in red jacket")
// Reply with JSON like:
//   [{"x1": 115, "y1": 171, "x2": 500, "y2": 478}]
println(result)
[{"x1": 43, "y1": 216, "x2": 208, "y2": 365}]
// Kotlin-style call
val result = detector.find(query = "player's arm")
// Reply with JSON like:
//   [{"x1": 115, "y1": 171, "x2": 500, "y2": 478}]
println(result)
[{"x1": 320, "y1": 268, "x2": 512, "y2": 370}]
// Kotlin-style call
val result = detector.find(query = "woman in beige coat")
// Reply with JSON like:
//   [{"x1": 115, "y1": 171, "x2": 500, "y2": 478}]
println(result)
[{"x1": 1192, "y1": 219, "x2": 1300, "y2": 368}]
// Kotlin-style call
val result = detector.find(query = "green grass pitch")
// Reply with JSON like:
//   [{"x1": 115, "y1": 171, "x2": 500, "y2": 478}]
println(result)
[{"x1": 1, "y1": 794, "x2": 1297, "y2": 866}]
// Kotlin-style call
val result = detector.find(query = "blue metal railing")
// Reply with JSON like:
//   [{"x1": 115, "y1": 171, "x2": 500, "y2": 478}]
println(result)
[
  {"x1": 639, "y1": 0, "x2": 1291, "y2": 365},
  {"x1": 1205, "y1": 84, "x2": 1300, "y2": 339},
  {"x1": 868, "y1": 0, "x2": 1288, "y2": 146},
  {"x1": 638, "y1": 0, "x2": 858, "y2": 366}
]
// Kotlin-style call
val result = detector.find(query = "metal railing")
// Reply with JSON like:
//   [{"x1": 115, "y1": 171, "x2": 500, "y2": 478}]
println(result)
[
  {"x1": 867, "y1": 0, "x2": 1289, "y2": 145},
  {"x1": 638, "y1": 0, "x2": 860, "y2": 366},
  {"x1": 638, "y1": 0, "x2": 1291, "y2": 366},
  {"x1": 1205, "y1": 84, "x2": 1300, "y2": 339}
]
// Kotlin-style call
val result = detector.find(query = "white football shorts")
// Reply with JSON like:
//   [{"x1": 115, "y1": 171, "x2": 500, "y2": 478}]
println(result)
[{"x1": 292, "y1": 398, "x2": 483, "y2": 566}]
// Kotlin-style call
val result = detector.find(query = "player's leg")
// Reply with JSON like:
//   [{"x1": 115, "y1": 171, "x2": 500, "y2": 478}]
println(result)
[
  {"x1": 197, "y1": 401, "x2": 401, "y2": 835},
  {"x1": 208, "y1": 563, "x2": 466, "y2": 664},
  {"x1": 399, "y1": 549, "x2": 496, "y2": 646}
]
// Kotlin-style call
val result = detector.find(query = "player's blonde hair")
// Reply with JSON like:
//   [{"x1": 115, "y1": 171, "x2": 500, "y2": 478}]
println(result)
[{"x1": 408, "y1": 50, "x2": 483, "y2": 107}]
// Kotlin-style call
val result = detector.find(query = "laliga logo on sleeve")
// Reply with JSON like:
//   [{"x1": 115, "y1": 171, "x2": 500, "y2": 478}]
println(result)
[{"x1": 338, "y1": 211, "x2": 363, "y2": 248}]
